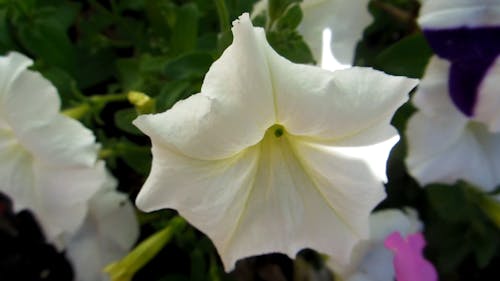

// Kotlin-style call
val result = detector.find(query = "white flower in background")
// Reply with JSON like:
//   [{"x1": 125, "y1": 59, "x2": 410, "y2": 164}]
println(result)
[
  {"x1": 330, "y1": 208, "x2": 421, "y2": 281},
  {"x1": 66, "y1": 174, "x2": 139, "y2": 281},
  {"x1": 252, "y1": 0, "x2": 372, "y2": 70},
  {"x1": 418, "y1": 0, "x2": 500, "y2": 132},
  {"x1": 408, "y1": 1, "x2": 500, "y2": 189},
  {"x1": 406, "y1": 56, "x2": 500, "y2": 191},
  {"x1": 0, "y1": 52, "x2": 103, "y2": 243},
  {"x1": 134, "y1": 13, "x2": 417, "y2": 270},
  {"x1": 419, "y1": 0, "x2": 500, "y2": 29}
]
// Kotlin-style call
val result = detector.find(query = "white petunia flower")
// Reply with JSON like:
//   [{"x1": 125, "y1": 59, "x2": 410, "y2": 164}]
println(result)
[
  {"x1": 66, "y1": 173, "x2": 139, "y2": 281},
  {"x1": 418, "y1": 0, "x2": 500, "y2": 132},
  {"x1": 406, "y1": 56, "x2": 500, "y2": 191},
  {"x1": 330, "y1": 208, "x2": 421, "y2": 281},
  {"x1": 134, "y1": 13, "x2": 417, "y2": 270},
  {"x1": 0, "y1": 52, "x2": 103, "y2": 243},
  {"x1": 419, "y1": 0, "x2": 500, "y2": 29},
  {"x1": 252, "y1": 0, "x2": 372, "y2": 70}
]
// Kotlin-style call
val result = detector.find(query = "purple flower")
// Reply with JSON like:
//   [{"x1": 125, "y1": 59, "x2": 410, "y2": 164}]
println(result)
[
  {"x1": 384, "y1": 232, "x2": 437, "y2": 281},
  {"x1": 418, "y1": 1, "x2": 500, "y2": 131}
]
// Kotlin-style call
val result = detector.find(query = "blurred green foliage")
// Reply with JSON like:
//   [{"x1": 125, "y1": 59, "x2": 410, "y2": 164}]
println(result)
[{"x1": 0, "y1": 0, "x2": 499, "y2": 280}]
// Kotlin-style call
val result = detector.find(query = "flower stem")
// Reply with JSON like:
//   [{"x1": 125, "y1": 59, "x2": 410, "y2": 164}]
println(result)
[
  {"x1": 105, "y1": 216, "x2": 187, "y2": 281},
  {"x1": 214, "y1": 0, "x2": 230, "y2": 32},
  {"x1": 478, "y1": 193, "x2": 500, "y2": 228},
  {"x1": 62, "y1": 103, "x2": 91, "y2": 120},
  {"x1": 90, "y1": 93, "x2": 128, "y2": 105}
]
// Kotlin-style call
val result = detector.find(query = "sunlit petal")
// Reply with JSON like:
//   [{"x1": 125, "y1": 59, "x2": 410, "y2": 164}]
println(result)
[
  {"x1": 134, "y1": 14, "x2": 274, "y2": 160},
  {"x1": 135, "y1": 13, "x2": 417, "y2": 271},
  {"x1": 266, "y1": 50, "x2": 417, "y2": 139}
]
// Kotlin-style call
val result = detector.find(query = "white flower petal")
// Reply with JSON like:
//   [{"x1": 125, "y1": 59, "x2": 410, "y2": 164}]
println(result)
[
  {"x1": 266, "y1": 52, "x2": 417, "y2": 140},
  {"x1": 35, "y1": 161, "x2": 109, "y2": 240},
  {"x1": 22, "y1": 115, "x2": 98, "y2": 167},
  {"x1": 334, "y1": 208, "x2": 422, "y2": 281},
  {"x1": 299, "y1": 0, "x2": 372, "y2": 66},
  {"x1": 412, "y1": 57, "x2": 462, "y2": 118},
  {"x1": 0, "y1": 51, "x2": 106, "y2": 246},
  {"x1": 135, "y1": 141, "x2": 261, "y2": 270},
  {"x1": 137, "y1": 129, "x2": 386, "y2": 270},
  {"x1": 0, "y1": 138, "x2": 35, "y2": 212},
  {"x1": 311, "y1": 123, "x2": 400, "y2": 182},
  {"x1": 3, "y1": 61, "x2": 60, "y2": 123},
  {"x1": 320, "y1": 28, "x2": 352, "y2": 71},
  {"x1": 419, "y1": 0, "x2": 500, "y2": 29},
  {"x1": 369, "y1": 208, "x2": 421, "y2": 241},
  {"x1": 223, "y1": 135, "x2": 386, "y2": 269},
  {"x1": 66, "y1": 189, "x2": 139, "y2": 281},
  {"x1": 407, "y1": 55, "x2": 500, "y2": 190},
  {"x1": 133, "y1": 14, "x2": 275, "y2": 160},
  {"x1": 406, "y1": 112, "x2": 500, "y2": 191},
  {"x1": 3, "y1": 62, "x2": 97, "y2": 167},
  {"x1": 475, "y1": 55, "x2": 500, "y2": 132},
  {"x1": 135, "y1": 13, "x2": 415, "y2": 272},
  {"x1": 0, "y1": 52, "x2": 33, "y2": 98}
]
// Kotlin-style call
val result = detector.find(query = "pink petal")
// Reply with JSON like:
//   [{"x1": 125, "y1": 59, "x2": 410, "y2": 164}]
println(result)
[{"x1": 384, "y1": 231, "x2": 438, "y2": 281}]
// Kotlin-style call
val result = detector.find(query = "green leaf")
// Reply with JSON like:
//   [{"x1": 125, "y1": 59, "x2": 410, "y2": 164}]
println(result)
[
  {"x1": 427, "y1": 184, "x2": 473, "y2": 222},
  {"x1": 275, "y1": 3, "x2": 302, "y2": 30},
  {"x1": 33, "y1": 64, "x2": 83, "y2": 107},
  {"x1": 216, "y1": 30, "x2": 233, "y2": 56},
  {"x1": 374, "y1": 33, "x2": 433, "y2": 78},
  {"x1": 145, "y1": 0, "x2": 172, "y2": 40},
  {"x1": 17, "y1": 19, "x2": 76, "y2": 75},
  {"x1": 164, "y1": 52, "x2": 213, "y2": 80},
  {"x1": 74, "y1": 47, "x2": 116, "y2": 89},
  {"x1": 251, "y1": 12, "x2": 267, "y2": 28},
  {"x1": 116, "y1": 58, "x2": 144, "y2": 91},
  {"x1": 169, "y1": 3, "x2": 199, "y2": 55},
  {"x1": 0, "y1": 10, "x2": 17, "y2": 53},
  {"x1": 35, "y1": 2, "x2": 81, "y2": 31},
  {"x1": 190, "y1": 249, "x2": 206, "y2": 281},
  {"x1": 114, "y1": 108, "x2": 142, "y2": 135},
  {"x1": 267, "y1": 30, "x2": 314, "y2": 64},
  {"x1": 472, "y1": 224, "x2": 499, "y2": 268},
  {"x1": 116, "y1": 140, "x2": 152, "y2": 176},
  {"x1": 156, "y1": 80, "x2": 192, "y2": 112},
  {"x1": 268, "y1": 0, "x2": 300, "y2": 24}
]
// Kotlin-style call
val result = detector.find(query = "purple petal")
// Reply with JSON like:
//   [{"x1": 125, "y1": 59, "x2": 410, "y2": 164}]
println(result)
[{"x1": 423, "y1": 27, "x2": 500, "y2": 117}]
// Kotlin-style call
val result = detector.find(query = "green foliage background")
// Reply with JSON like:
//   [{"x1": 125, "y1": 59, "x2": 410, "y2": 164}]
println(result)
[{"x1": 0, "y1": 0, "x2": 499, "y2": 280}]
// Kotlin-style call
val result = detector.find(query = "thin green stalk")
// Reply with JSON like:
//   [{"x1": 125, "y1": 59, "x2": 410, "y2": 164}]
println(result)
[
  {"x1": 62, "y1": 103, "x2": 90, "y2": 120},
  {"x1": 214, "y1": 0, "x2": 230, "y2": 32},
  {"x1": 105, "y1": 217, "x2": 187, "y2": 281},
  {"x1": 90, "y1": 93, "x2": 128, "y2": 104}
]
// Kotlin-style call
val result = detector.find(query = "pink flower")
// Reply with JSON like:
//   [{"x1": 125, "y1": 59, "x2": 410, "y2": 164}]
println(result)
[{"x1": 384, "y1": 232, "x2": 438, "y2": 281}]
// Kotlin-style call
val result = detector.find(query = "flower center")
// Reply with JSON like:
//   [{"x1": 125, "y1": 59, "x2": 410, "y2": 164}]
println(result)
[{"x1": 267, "y1": 124, "x2": 285, "y2": 138}]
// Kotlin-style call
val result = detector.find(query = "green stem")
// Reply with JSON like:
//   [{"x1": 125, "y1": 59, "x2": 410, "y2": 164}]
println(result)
[
  {"x1": 62, "y1": 93, "x2": 128, "y2": 120},
  {"x1": 105, "y1": 217, "x2": 187, "y2": 281},
  {"x1": 90, "y1": 93, "x2": 128, "y2": 105},
  {"x1": 478, "y1": 193, "x2": 500, "y2": 228},
  {"x1": 98, "y1": 148, "x2": 114, "y2": 159},
  {"x1": 62, "y1": 103, "x2": 90, "y2": 120},
  {"x1": 214, "y1": 0, "x2": 230, "y2": 32}
]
